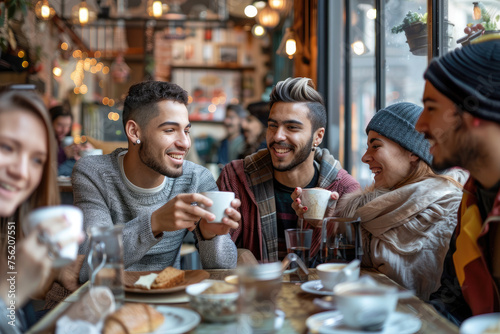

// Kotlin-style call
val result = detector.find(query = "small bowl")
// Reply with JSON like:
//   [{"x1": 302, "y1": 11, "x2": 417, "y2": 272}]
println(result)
[{"x1": 186, "y1": 280, "x2": 239, "y2": 323}]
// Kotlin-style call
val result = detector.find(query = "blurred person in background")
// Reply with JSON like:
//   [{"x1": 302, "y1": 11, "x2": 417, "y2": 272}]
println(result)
[
  {"x1": 216, "y1": 104, "x2": 246, "y2": 166},
  {"x1": 48, "y1": 104, "x2": 73, "y2": 167},
  {"x1": 239, "y1": 101, "x2": 269, "y2": 159},
  {"x1": 0, "y1": 89, "x2": 83, "y2": 333},
  {"x1": 57, "y1": 141, "x2": 96, "y2": 177}
]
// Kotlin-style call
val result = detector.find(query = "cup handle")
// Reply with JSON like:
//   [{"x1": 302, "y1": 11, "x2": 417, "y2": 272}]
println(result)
[{"x1": 88, "y1": 241, "x2": 107, "y2": 287}]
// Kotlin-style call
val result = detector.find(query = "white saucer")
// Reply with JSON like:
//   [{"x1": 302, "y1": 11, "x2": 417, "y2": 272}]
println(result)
[
  {"x1": 306, "y1": 310, "x2": 422, "y2": 334},
  {"x1": 460, "y1": 313, "x2": 500, "y2": 334},
  {"x1": 301, "y1": 280, "x2": 334, "y2": 296}
]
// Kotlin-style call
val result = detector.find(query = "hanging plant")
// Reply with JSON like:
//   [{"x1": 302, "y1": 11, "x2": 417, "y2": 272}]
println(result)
[
  {"x1": 391, "y1": 11, "x2": 428, "y2": 56},
  {"x1": 391, "y1": 11, "x2": 428, "y2": 34}
]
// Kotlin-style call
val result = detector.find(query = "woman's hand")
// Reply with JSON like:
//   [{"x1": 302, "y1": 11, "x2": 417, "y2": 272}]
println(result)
[
  {"x1": 291, "y1": 187, "x2": 340, "y2": 227},
  {"x1": 2, "y1": 217, "x2": 84, "y2": 305}
]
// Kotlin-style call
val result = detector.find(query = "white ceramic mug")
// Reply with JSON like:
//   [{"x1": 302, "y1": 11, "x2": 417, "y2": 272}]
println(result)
[
  {"x1": 24, "y1": 205, "x2": 83, "y2": 267},
  {"x1": 200, "y1": 191, "x2": 235, "y2": 223},
  {"x1": 316, "y1": 262, "x2": 360, "y2": 291},
  {"x1": 300, "y1": 188, "x2": 332, "y2": 220}
]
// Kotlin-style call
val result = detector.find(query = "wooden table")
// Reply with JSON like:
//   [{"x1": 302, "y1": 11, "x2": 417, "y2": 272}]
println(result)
[{"x1": 28, "y1": 268, "x2": 459, "y2": 334}]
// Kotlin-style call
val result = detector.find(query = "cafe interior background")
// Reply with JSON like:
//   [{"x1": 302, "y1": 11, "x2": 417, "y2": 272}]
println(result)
[{"x1": 1, "y1": 0, "x2": 500, "y2": 189}]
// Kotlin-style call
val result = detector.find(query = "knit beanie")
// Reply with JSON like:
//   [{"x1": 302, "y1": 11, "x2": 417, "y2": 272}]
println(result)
[
  {"x1": 366, "y1": 102, "x2": 432, "y2": 165},
  {"x1": 424, "y1": 39, "x2": 500, "y2": 123}
]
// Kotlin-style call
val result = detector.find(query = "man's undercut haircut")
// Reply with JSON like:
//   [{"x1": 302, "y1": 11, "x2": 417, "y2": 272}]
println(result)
[
  {"x1": 122, "y1": 81, "x2": 188, "y2": 129},
  {"x1": 269, "y1": 77, "x2": 326, "y2": 131}
]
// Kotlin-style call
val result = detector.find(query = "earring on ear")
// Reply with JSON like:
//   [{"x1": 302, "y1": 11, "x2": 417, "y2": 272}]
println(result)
[
  {"x1": 136, "y1": 139, "x2": 141, "y2": 144},
  {"x1": 473, "y1": 118, "x2": 481, "y2": 127},
  {"x1": 312, "y1": 144, "x2": 317, "y2": 152}
]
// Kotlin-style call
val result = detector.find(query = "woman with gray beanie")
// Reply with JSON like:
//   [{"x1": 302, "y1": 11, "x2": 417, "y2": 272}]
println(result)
[{"x1": 334, "y1": 102, "x2": 467, "y2": 300}]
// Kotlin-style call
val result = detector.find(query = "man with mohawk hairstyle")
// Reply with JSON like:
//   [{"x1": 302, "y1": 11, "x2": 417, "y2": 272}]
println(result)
[{"x1": 218, "y1": 77, "x2": 359, "y2": 263}]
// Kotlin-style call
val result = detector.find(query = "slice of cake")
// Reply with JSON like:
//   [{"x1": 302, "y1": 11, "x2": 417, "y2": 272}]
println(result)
[{"x1": 151, "y1": 267, "x2": 185, "y2": 289}]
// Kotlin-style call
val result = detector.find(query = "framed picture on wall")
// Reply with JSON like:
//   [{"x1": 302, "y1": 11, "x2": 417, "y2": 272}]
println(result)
[
  {"x1": 171, "y1": 67, "x2": 242, "y2": 122},
  {"x1": 217, "y1": 44, "x2": 239, "y2": 64}
]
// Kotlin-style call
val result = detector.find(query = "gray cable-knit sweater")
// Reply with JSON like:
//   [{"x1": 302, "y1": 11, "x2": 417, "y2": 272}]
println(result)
[{"x1": 73, "y1": 148, "x2": 237, "y2": 283}]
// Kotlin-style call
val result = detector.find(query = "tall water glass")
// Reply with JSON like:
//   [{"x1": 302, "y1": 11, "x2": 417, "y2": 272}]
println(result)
[
  {"x1": 320, "y1": 217, "x2": 362, "y2": 264},
  {"x1": 88, "y1": 225, "x2": 125, "y2": 306},
  {"x1": 285, "y1": 229, "x2": 312, "y2": 282},
  {"x1": 238, "y1": 262, "x2": 282, "y2": 334}
]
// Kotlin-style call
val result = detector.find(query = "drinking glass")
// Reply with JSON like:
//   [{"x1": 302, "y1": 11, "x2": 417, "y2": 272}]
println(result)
[
  {"x1": 285, "y1": 229, "x2": 312, "y2": 282},
  {"x1": 88, "y1": 225, "x2": 125, "y2": 306},
  {"x1": 320, "y1": 217, "x2": 362, "y2": 264},
  {"x1": 237, "y1": 262, "x2": 282, "y2": 334}
]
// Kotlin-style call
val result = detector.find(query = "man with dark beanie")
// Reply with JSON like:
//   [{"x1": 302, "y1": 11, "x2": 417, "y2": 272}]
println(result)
[
  {"x1": 416, "y1": 39, "x2": 500, "y2": 324},
  {"x1": 218, "y1": 77, "x2": 360, "y2": 263}
]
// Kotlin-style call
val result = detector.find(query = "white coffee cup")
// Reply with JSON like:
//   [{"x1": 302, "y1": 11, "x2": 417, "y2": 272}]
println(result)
[
  {"x1": 301, "y1": 188, "x2": 332, "y2": 220},
  {"x1": 201, "y1": 191, "x2": 235, "y2": 223},
  {"x1": 316, "y1": 263, "x2": 360, "y2": 291},
  {"x1": 333, "y1": 281, "x2": 398, "y2": 329},
  {"x1": 62, "y1": 136, "x2": 74, "y2": 147},
  {"x1": 24, "y1": 205, "x2": 83, "y2": 267}
]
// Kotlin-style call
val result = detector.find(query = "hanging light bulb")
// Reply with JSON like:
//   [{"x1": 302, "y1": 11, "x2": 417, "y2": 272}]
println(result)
[
  {"x1": 252, "y1": 24, "x2": 266, "y2": 37},
  {"x1": 473, "y1": 2, "x2": 482, "y2": 20},
  {"x1": 285, "y1": 37, "x2": 296, "y2": 58},
  {"x1": 253, "y1": 1, "x2": 266, "y2": 10},
  {"x1": 351, "y1": 41, "x2": 367, "y2": 55},
  {"x1": 276, "y1": 28, "x2": 297, "y2": 58},
  {"x1": 152, "y1": 0, "x2": 163, "y2": 17},
  {"x1": 53, "y1": 65, "x2": 62, "y2": 77},
  {"x1": 71, "y1": 0, "x2": 96, "y2": 25},
  {"x1": 35, "y1": 0, "x2": 56, "y2": 20},
  {"x1": 268, "y1": 0, "x2": 291, "y2": 14},
  {"x1": 79, "y1": 0, "x2": 89, "y2": 25},
  {"x1": 244, "y1": 5, "x2": 258, "y2": 18},
  {"x1": 256, "y1": 6, "x2": 280, "y2": 29}
]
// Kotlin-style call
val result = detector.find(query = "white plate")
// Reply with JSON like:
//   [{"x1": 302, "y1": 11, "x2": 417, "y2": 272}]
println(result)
[
  {"x1": 460, "y1": 313, "x2": 500, "y2": 334},
  {"x1": 306, "y1": 311, "x2": 421, "y2": 334},
  {"x1": 301, "y1": 280, "x2": 334, "y2": 296},
  {"x1": 154, "y1": 306, "x2": 201, "y2": 334}
]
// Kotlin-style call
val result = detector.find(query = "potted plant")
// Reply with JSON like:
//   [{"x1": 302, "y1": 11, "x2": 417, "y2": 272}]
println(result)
[{"x1": 391, "y1": 11, "x2": 428, "y2": 56}]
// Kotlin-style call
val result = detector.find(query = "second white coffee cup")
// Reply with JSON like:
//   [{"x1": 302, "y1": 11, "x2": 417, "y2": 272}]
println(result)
[
  {"x1": 201, "y1": 191, "x2": 235, "y2": 223},
  {"x1": 301, "y1": 188, "x2": 332, "y2": 220},
  {"x1": 24, "y1": 205, "x2": 83, "y2": 267}
]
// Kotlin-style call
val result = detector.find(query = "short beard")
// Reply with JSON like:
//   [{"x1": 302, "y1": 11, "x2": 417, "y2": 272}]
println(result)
[
  {"x1": 271, "y1": 136, "x2": 314, "y2": 172},
  {"x1": 138, "y1": 139, "x2": 184, "y2": 178},
  {"x1": 431, "y1": 118, "x2": 485, "y2": 172}
]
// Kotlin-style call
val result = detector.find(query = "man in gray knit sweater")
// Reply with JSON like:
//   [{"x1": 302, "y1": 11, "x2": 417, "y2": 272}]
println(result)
[{"x1": 74, "y1": 81, "x2": 240, "y2": 282}]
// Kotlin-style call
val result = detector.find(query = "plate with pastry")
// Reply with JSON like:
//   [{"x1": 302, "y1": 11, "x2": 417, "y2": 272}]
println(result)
[
  {"x1": 124, "y1": 266, "x2": 210, "y2": 294},
  {"x1": 103, "y1": 303, "x2": 200, "y2": 334}
]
